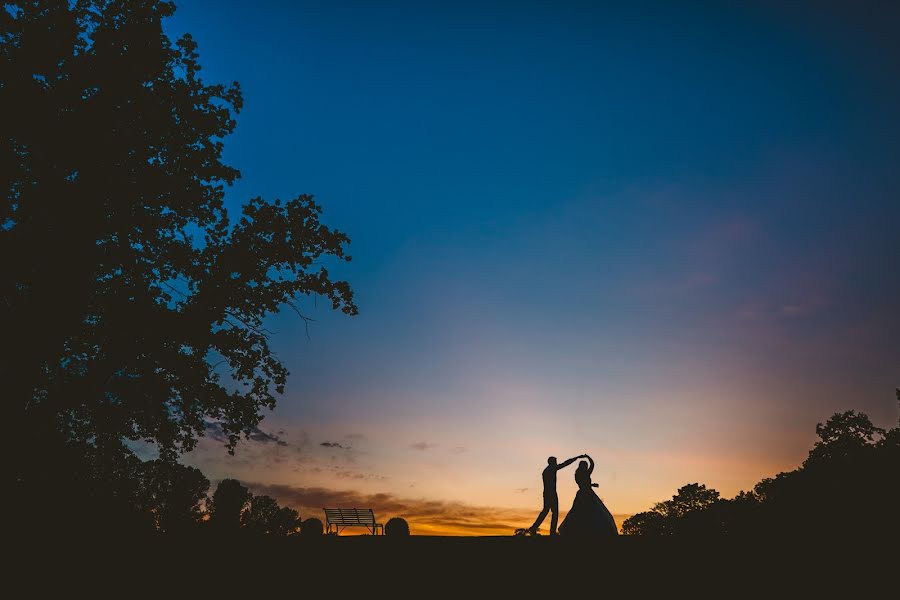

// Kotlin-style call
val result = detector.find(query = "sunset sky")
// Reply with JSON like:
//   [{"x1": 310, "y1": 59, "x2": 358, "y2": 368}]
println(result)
[{"x1": 161, "y1": 1, "x2": 900, "y2": 534}]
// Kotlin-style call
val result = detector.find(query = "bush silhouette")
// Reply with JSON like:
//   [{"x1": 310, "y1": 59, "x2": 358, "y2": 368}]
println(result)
[
  {"x1": 385, "y1": 517, "x2": 410, "y2": 537},
  {"x1": 301, "y1": 518, "x2": 324, "y2": 536}
]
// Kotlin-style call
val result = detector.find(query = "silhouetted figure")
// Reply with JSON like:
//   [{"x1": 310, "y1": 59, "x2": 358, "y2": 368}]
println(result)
[
  {"x1": 527, "y1": 455, "x2": 582, "y2": 535},
  {"x1": 558, "y1": 455, "x2": 618, "y2": 537}
]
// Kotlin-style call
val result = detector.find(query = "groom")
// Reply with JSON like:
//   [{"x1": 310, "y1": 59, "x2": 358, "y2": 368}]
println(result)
[{"x1": 527, "y1": 454, "x2": 584, "y2": 536}]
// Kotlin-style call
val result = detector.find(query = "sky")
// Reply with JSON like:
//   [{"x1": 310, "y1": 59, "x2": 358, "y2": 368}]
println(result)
[{"x1": 163, "y1": 1, "x2": 900, "y2": 534}]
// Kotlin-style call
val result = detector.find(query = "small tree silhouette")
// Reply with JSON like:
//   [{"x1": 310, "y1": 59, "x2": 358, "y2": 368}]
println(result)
[
  {"x1": 208, "y1": 479, "x2": 251, "y2": 530},
  {"x1": 621, "y1": 511, "x2": 665, "y2": 535},
  {"x1": 653, "y1": 483, "x2": 720, "y2": 519},
  {"x1": 385, "y1": 517, "x2": 410, "y2": 536},
  {"x1": 270, "y1": 507, "x2": 301, "y2": 536},
  {"x1": 301, "y1": 518, "x2": 324, "y2": 536},
  {"x1": 241, "y1": 494, "x2": 280, "y2": 534},
  {"x1": 621, "y1": 484, "x2": 720, "y2": 535}
]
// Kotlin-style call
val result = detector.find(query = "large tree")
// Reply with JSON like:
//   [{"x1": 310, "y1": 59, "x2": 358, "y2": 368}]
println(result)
[{"x1": 2, "y1": 0, "x2": 356, "y2": 469}]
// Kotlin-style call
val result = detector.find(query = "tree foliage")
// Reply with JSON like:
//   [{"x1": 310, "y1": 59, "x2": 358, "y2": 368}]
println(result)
[
  {"x1": 806, "y1": 410, "x2": 885, "y2": 465},
  {"x1": 207, "y1": 480, "x2": 299, "y2": 536},
  {"x1": 385, "y1": 517, "x2": 410, "y2": 537},
  {"x1": 268, "y1": 506, "x2": 302, "y2": 537},
  {"x1": 2, "y1": 0, "x2": 357, "y2": 464},
  {"x1": 300, "y1": 517, "x2": 324, "y2": 537},
  {"x1": 622, "y1": 393, "x2": 900, "y2": 537},
  {"x1": 139, "y1": 459, "x2": 209, "y2": 532},
  {"x1": 652, "y1": 483, "x2": 720, "y2": 520},
  {"x1": 208, "y1": 478, "x2": 250, "y2": 530},
  {"x1": 621, "y1": 510, "x2": 665, "y2": 536}
]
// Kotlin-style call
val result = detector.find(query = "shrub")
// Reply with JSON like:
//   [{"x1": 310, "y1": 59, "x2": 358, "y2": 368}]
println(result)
[
  {"x1": 385, "y1": 517, "x2": 410, "y2": 537},
  {"x1": 301, "y1": 518, "x2": 324, "y2": 536}
]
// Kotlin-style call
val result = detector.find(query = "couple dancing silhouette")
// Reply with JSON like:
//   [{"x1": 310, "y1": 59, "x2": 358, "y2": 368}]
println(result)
[{"x1": 520, "y1": 454, "x2": 618, "y2": 537}]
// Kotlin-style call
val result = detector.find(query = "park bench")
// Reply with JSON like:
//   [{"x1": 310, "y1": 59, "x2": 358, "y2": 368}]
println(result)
[{"x1": 323, "y1": 508, "x2": 384, "y2": 535}]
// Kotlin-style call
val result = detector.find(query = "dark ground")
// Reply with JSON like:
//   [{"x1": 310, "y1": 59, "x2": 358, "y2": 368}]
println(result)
[{"x1": 13, "y1": 532, "x2": 893, "y2": 595}]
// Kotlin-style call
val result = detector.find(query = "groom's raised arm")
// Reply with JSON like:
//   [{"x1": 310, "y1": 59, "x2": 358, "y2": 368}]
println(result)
[{"x1": 556, "y1": 456, "x2": 580, "y2": 470}]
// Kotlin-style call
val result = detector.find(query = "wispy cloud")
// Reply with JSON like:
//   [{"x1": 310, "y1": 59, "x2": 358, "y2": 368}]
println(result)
[
  {"x1": 203, "y1": 421, "x2": 229, "y2": 444},
  {"x1": 410, "y1": 442, "x2": 438, "y2": 451},
  {"x1": 333, "y1": 469, "x2": 388, "y2": 482},
  {"x1": 449, "y1": 446, "x2": 468, "y2": 455},
  {"x1": 319, "y1": 437, "x2": 363, "y2": 464},
  {"x1": 248, "y1": 426, "x2": 288, "y2": 446},
  {"x1": 203, "y1": 421, "x2": 288, "y2": 446}
]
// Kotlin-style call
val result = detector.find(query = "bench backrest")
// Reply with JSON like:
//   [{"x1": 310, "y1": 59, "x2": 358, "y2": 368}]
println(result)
[{"x1": 324, "y1": 508, "x2": 377, "y2": 525}]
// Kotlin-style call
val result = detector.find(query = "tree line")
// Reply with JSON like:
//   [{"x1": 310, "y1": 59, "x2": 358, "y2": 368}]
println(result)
[
  {"x1": 622, "y1": 391, "x2": 900, "y2": 537},
  {"x1": 17, "y1": 432, "x2": 316, "y2": 537}
]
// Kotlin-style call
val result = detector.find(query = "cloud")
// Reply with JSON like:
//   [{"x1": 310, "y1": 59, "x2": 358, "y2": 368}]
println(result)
[
  {"x1": 449, "y1": 446, "x2": 468, "y2": 454},
  {"x1": 202, "y1": 421, "x2": 288, "y2": 446},
  {"x1": 410, "y1": 442, "x2": 438, "y2": 451},
  {"x1": 318, "y1": 438, "x2": 362, "y2": 464},
  {"x1": 333, "y1": 469, "x2": 388, "y2": 482},
  {"x1": 248, "y1": 426, "x2": 288, "y2": 446},
  {"x1": 514, "y1": 488, "x2": 529, "y2": 494},
  {"x1": 203, "y1": 421, "x2": 230, "y2": 444}
]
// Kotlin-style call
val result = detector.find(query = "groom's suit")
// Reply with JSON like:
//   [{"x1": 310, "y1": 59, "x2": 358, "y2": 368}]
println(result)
[{"x1": 530, "y1": 456, "x2": 578, "y2": 535}]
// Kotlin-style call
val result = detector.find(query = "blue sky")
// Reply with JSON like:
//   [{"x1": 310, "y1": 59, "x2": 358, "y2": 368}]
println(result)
[{"x1": 164, "y1": 1, "x2": 900, "y2": 532}]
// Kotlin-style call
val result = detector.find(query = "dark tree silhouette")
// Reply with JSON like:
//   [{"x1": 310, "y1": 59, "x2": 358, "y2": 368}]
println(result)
[
  {"x1": 208, "y1": 479, "x2": 251, "y2": 530},
  {"x1": 72, "y1": 441, "x2": 154, "y2": 533},
  {"x1": 624, "y1": 394, "x2": 900, "y2": 536},
  {"x1": 240, "y1": 494, "x2": 280, "y2": 534},
  {"x1": 622, "y1": 483, "x2": 721, "y2": 535},
  {"x1": 653, "y1": 483, "x2": 720, "y2": 520},
  {"x1": 6, "y1": 1, "x2": 357, "y2": 536},
  {"x1": 268, "y1": 506, "x2": 302, "y2": 537},
  {"x1": 805, "y1": 410, "x2": 885, "y2": 465},
  {"x1": 880, "y1": 390, "x2": 900, "y2": 452},
  {"x1": 139, "y1": 459, "x2": 209, "y2": 532},
  {"x1": 205, "y1": 481, "x2": 298, "y2": 535},
  {"x1": 621, "y1": 510, "x2": 666, "y2": 536},
  {"x1": 3, "y1": 0, "x2": 357, "y2": 477},
  {"x1": 301, "y1": 517, "x2": 324, "y2": 536},
  {"x1": 385, "y1": 517, "x2": 410, "y2": 537}
]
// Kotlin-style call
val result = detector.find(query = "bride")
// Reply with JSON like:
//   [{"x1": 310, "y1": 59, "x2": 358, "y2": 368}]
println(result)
[{"x1": 558, "y1": 454, "x2": 618, "y2": 537}]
